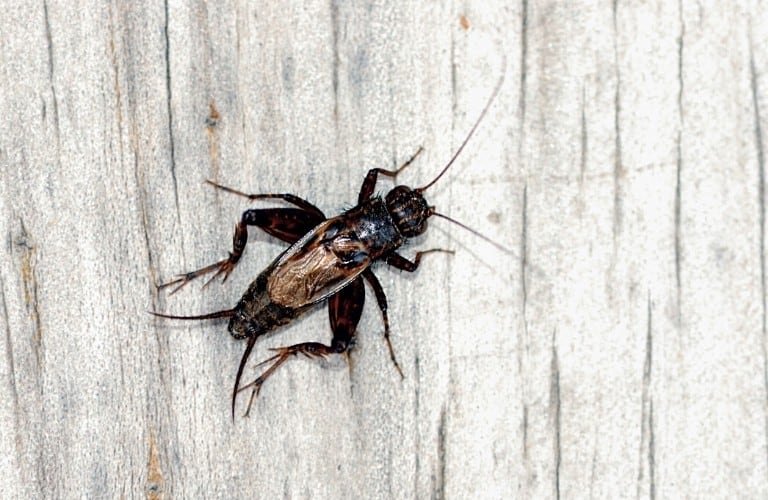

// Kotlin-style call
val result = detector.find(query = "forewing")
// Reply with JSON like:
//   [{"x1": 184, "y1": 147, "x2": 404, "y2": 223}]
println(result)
[{"x1": 266, "y1": 218, "x2": 371, "y2": 308}]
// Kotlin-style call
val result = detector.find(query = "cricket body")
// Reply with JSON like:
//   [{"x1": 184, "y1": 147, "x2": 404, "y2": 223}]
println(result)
[{"x1": 153, "y1": 72, "x2": 506, "y2": 418}]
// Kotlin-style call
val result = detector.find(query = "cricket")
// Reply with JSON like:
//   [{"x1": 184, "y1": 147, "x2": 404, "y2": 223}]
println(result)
[{"x1": 153, "y1": 72, "x2": 507, "y2": 418}]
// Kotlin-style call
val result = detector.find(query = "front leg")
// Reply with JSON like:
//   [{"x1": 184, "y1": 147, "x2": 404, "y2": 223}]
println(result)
[
  {"x1": 386, "y1": 248, "x2": 454, "y2": 272},
  {"x1": 358, "y1": 147, "x2": 424, "y2": 203}
]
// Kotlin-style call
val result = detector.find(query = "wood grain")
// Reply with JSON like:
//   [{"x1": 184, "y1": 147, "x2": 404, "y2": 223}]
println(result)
[{"x1": 1, "y1": 1, "x2": 766, "y2": 498}]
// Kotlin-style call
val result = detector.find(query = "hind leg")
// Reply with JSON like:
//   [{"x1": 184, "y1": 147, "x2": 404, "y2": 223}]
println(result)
[
  {"x1": 204, "y1": 180, "x2": 324, "y2": 218},
  {"x1": 160, "y1": 180, "x2": 325, "y2": 294},
  {"x1": 235, "y1": 277, "x2": 365, "y2": 416},
  {"x1": 160, "y1": 205, "x2": 325, "y2": 294}
]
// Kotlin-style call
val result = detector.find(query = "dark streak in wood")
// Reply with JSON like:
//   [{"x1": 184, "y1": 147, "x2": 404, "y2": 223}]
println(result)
[
  {"x1": 519, "y1": 184, "x2": 530, "y2": 471},
  {"x1": 522, "y1": 403, "x2": 529, "y2": 459},
  {"x1": 434, "y1": 405, "x2": 447, "y2": 500},
  {"x1": 163, "y1": 0, "x2": 180, "y2": 216},
  {"x1": 675, "y1": 0, "x2": 685, "y2": 321},
  {"x1": 107, "y1": 12, "x2": 125, "y2": 164},
  {"x1": 550, "y1": 329, "x2": 561, "y2": 500},
  {"x1": 450, "y1": 25, "x2": 457, "y2": 124},
  {"x1": 579, "y1": 86, "x2": 588, "y2": 188},
  {"x1": 638, "y1": 293, "x2": 655, "y2": 499},
  {"x1": 330, "y1": 0, "x2": 340, "y2": 122},
  {"x1": 649, "y1": 401, "x2": 656, "y2": 500},
  {"x1": 42, "y1": 0, "x2": 60, "y2": 145},
  {"x1": 675, "y1": 137, "x2": 682, "y2": 311},
  {"x1": 611, "y1": 2, "x2": 623, "y2": 238},
  {"x1": 647, "y1": 296, "x2": 655, "y2": 492},
  {"x1": 13, "y1": 219, "x2": 47, "y2": 494},
  {"x1": 205, "y1": 101, "x2": 221, "y2": 181},
  {"x1": 521, "y1": 184, "x2": 528, "y2": 314},
  {"x1": 1, "y1": 273, "x2": 21, "y2": 438},
  {"x1": 147, "y1": 431, "x2": 164, "y2": 500},
  {"x1": 387, "y1": 445, "x2": 393, "y2": 498},
  {"x1": 749, "y1": 32, "x2": 768, "y2": 471},
  {"x1": 588, "y1": 437, "x2": 598, "y2": 498},
  {"x1": 414, "y1": 354, "x2": 421, "y2": 497},
  {"x1": 519, "y1": 0, "x2": 528, "y2": 124},
  {"x1": 136, "y1": 168, "x2": 158, "y2": 296},
  {"x1": 123, "y1": 42, "x2": 161, "y2": 299},
  {"x1": 206, "y1": 101, "x2": 221, "y2": 128},
  {"x1": 17, "y1": 220, "x2": 42, "y2": 369}
]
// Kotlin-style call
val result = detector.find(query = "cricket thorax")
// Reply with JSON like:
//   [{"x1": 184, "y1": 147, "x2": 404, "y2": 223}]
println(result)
[{"x1": 346, "y1": 197, "x2": 405, "y2": 257}]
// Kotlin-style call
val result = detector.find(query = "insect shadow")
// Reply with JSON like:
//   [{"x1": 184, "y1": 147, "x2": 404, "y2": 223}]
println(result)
[{"x1": 152, "y1": 72, "x2": 509, "y2": 418}]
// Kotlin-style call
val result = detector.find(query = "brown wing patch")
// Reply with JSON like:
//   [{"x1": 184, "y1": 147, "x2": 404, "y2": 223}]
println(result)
[{"x1": 267, "y1": 218, "x2": 370, "y2": 308}]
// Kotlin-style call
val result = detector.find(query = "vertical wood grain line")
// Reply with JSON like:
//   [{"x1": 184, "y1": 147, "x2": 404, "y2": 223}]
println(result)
[{"x1": 749, "y1": 30, "x2": 768, "y2": 471}]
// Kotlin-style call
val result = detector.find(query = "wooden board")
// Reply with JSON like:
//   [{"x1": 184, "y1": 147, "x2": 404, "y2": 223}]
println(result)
[{"x1": 1, "y1": 1, "x2": 766, "y2": 497}]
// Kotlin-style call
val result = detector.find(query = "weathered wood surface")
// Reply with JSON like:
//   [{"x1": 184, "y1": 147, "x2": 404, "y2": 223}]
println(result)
[{"x1": 1, "y1": 1, "x2": 767, "y2": 498}]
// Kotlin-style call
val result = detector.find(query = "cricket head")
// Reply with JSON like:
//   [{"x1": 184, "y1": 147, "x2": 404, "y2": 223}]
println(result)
[{"x1": 385, "y1": 185, "x2": 431, "y2": 238}]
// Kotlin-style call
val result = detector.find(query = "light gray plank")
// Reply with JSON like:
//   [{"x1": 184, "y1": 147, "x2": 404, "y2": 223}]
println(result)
[{"x1": 1, "y1": 0, "x2": 766, "y2": 498}]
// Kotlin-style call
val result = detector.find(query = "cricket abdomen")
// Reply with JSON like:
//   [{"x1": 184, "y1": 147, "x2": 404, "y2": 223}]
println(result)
[{"x1": 228, "y1": 266, "x2": 301, "y2": 339}]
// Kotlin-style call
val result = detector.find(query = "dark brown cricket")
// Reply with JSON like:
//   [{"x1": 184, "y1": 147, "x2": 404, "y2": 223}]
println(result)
[{"x1": 152, "y1": 71, "x2": 506, "y2": 418}]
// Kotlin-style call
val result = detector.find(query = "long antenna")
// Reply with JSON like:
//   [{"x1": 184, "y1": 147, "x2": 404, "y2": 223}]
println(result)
[
  {"x1": 417, "y1": 59, "x2": 506, "y2": 193},
  {"x1": 430, "y1": 211, "x2": 513, "y2": 254}
]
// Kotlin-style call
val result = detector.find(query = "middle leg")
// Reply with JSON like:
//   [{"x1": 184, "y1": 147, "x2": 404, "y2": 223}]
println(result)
[{"x1": 362, "y1": 269, "x2": 403, "y2": 378}]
